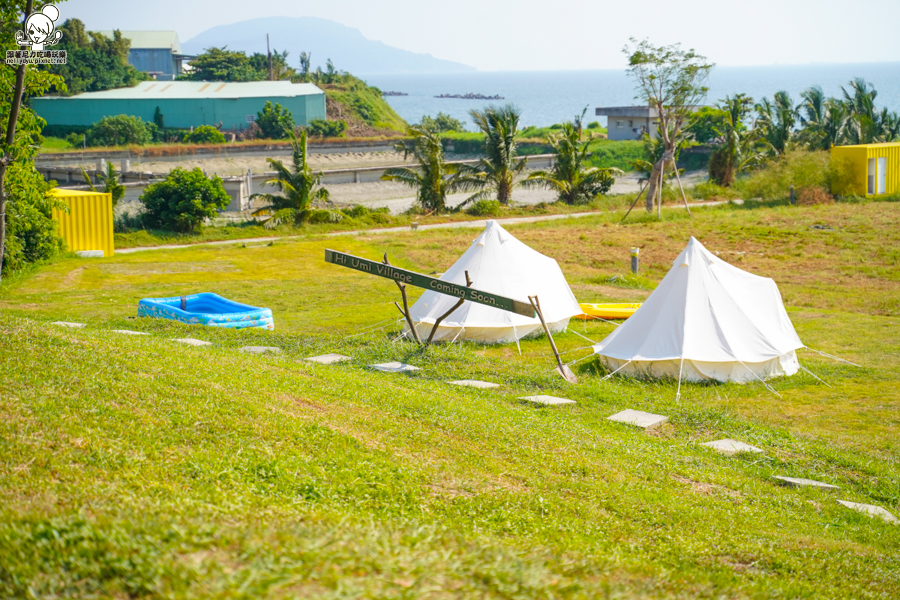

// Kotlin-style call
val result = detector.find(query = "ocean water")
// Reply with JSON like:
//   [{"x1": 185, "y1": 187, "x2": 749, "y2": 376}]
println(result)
[{"x1": 365, "y1": 63, "x2": 900, "y2": 130}]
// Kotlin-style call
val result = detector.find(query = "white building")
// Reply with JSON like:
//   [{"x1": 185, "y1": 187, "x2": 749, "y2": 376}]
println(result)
[{"x1": 594, "y1": 106, "x2": 660, "y2": 141}]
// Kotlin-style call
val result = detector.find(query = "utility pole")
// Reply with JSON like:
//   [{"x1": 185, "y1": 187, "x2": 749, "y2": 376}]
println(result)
[{"x1": 266, "y1": 34, "x2": 273, "y2": 80}]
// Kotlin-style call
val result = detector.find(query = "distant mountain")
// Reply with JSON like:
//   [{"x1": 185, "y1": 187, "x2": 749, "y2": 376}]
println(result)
[{"x1": 182, "y1": 17, "x2": 475, "y2": 75}]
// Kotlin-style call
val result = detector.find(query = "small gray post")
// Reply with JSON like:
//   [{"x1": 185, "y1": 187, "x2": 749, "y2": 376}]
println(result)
[
  {"x1": 121, "y1": 159, "x2": 130, "y2": 173},
  {"x1": 96, "y1": 158, "x2": 106, "y2": 173},
  {"x1": 630, "y1": 247, "x2": 639, "y2": 274},
  {"x1": 790, "y1": 185, "x2": 796, "y2": 205}
]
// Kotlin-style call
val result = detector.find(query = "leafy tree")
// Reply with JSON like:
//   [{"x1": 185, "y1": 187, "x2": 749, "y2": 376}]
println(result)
[
  {"x1": 179, "y1": 47, "x2": 263, "y2": 82},
  {"x1": 306, "y1": 118, "x2": 347, "y2": 138},
  {"x1": 45, "y1": 19, "x2": 148, "y2": 95},
  {"x1": 183, "y1": 125, "x2": 226, "y2": 145},
  {"x1": 1, "y1": 0, "x2": 67, "y2": 278},
  {"x1": 153, "y1": 106, "x2": 165, "y2": 129},
  {"x1": 624, "y1": 39, "x2": 714, "y2": 214},
  {"x1": 140, "y1": 168, "x2": 230, "y2": 232},
  {"x1": 708, "y1": 94, "x2": 765, "y2": 186},
  {"x1": 251, "y1": 130, "x2": 329, "y2": 227},
  {"x1": 298, "y1": 52, "x2": 311, "y2": 81},
  {"x1": 381, "y1": 125, "x2": 465, "y2": 213},
  {"x1": 686, "y1": 106, "x2": 729, "y2": 144},
  {"x1": 255, "y1": 101, "x2": 295, "y2": 139},
  {"x1": 417, "y1": 112, "x2": 465, "y2": 133},
  {"x1": 248, "y1": 49, "x2": 294, "y2": 80},
  {"x1": 85, "y1": 114, "x2": 152, "y2": 147},
  {"x1": 754, "y1": 91, "x2": 798, "y2": 155},
  {"x1": 80, "y1": 162, "x2": 126, "y2": 206},
  {"x1": 456, "y1": 104, "x2": 526, "y2": 205},
  {"x1": 522, "y1": 122, "x2": 622, "y2": 204}
]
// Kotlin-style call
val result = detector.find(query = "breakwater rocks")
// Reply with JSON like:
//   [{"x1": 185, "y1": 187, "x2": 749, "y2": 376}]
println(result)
[
  {"x1": 435, "y1": 93, "x2": 505, "y2": 100},
  {"x1": 382, "y1": 91, "x2": 408, "y2": 96}
]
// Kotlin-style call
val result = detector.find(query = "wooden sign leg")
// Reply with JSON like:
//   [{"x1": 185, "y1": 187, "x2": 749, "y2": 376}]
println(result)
[
  {"x1": 529, "y1": 295, "x2": 577, "y2": 384},
  {"x1": 383, "y1": 254, "x2": 423, "y2": 345}
]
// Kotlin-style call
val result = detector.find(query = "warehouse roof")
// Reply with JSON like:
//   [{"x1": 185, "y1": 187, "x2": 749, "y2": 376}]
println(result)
[
  {"x1": 96, "y1": 30, "x2": 182, "y2": 53},
  {"x1": 38, "y1": 80, "x2": 325, "y2": 100}
]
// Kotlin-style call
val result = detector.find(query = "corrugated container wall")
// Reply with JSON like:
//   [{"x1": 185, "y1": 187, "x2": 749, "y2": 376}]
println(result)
[
  {"x1": 51, "y1": 189, "x2": 115, "y2": 257},
  {"x1": 831, "y1": 142, "x2": 900, "y2": 197}
]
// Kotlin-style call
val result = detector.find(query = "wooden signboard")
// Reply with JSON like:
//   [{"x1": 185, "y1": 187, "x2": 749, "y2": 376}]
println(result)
[{"x1": 324, "y1": 249, "x2": 535, "y2": 318}]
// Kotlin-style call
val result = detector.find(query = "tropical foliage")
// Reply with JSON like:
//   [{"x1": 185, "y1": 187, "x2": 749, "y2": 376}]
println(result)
[
  {"x1": 306, "y1": 118, "x2": 347, "y2": 138},
  {"x1": 140, "y1": 168, "x2": 230, "y2": 233},
  {"x1": 85, "y1": 114, "x2": 153, "y2": 147},
  {"x1": 251, "y1": 130, "x2": 329, "y2": 227},
  {"x1": 707, "y1": 94, "x2": 766, "y2": 186},
  {"x1": 80, "y1": 162, "x2": 126, "y2": 206},
  {"x1": 456, "y1": 104, "x2": 527, "y2": 205},
  {"x1": 522, "y1": 122, "x2": 622, "y2": 204},
  {"x1": 44, "y1": 19, "x2": 148, "y2": 95},
  {"x1": 381, "y1": 125, "x2": 465, "y2": 213},
  {"x1": 256, "y1": 101, "x2": 295, "y2": 139},
  {"x1": 178, "y1": 47, "x2": 292, "y2": 82},
  {"x1": 183, "y1": 125, "x2": 226, "y2": 145},
  {"x1": 416, "y1": 112, "x2": 466, "y2": 133}
]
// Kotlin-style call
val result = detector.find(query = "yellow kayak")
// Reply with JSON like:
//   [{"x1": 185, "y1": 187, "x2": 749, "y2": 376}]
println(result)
[{"x1": 576, "y1": 302, "x2": 642, "y2": 320}]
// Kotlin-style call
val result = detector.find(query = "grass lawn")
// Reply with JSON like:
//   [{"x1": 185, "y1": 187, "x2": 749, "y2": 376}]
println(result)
[{"x1": 1, "y1": 201, "x2": 898, "y2": 598}]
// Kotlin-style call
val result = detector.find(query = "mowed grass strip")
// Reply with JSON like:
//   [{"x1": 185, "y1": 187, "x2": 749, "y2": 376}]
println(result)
[{"x1": 1, "y1": 201, "x2": 898, "y2": 598}]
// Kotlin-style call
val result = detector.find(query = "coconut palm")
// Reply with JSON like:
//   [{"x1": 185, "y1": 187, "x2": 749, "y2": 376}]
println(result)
[
  {"x1": 754, "y1": 91, "x2": 798, "y2": 155},
  {"x1": 80, "y1": 162, "x2": 126, "y2": 206},
  {"x1": 251, "y1": 129, "x2": 329, "y2": 227},
  {"x1": 522, "y1": 122, "x2": 622, "y2": 204},
  {"x1": 456, "y1": 104, "x2": 527, "y2": 205},
  {"x1": 381, "y1": 125, "x2": 465, "y2": 213},
  {"x1": 708, "y1": 94, "x2": 766, "y2": 186}
]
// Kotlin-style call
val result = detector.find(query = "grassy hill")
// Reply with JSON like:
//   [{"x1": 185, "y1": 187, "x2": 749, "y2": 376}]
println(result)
[
  {"x1": 322, "y1": 75, "x2": 408, "y2": 136},
  {"x1": 1, "y1": 202, "x2": 898, "y2": 598}
]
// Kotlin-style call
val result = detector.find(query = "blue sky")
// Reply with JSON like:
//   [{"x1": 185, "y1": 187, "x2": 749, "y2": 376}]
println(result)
[{"x1": 65, "y1": 0, "x2": 900, "y2": 71}]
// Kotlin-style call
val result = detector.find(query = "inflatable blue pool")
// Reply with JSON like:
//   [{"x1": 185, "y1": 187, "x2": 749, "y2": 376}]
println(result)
[{"x1": 138, "y1": 293, "x2": 274, "y2": 330}]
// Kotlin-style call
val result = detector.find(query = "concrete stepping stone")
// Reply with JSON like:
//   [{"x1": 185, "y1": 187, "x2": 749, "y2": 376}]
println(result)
[
  {"x1": 607, "y1": 409, "x2": 668, "y2": 430},
  {"x1": 449, "y1": 380, "x2": 500, "y2": 389},
  {"x1": 703, "y1": 439, "x2": 763, "y2": 456},
  {"x1": 837, "y1": 500, "x2": 898, "y2": 524},
  {"x1": 174, "y1": 338, "x2": 212, "y2": 347},
  {"x1": 773, "y1": 476, "x2": 839, "y2": 490},
  {"x1": 112, "y1": 329, "x2": 149, "y2": 335},
  {"x1": 306, "y1": 353, "x2": 352, "y2": 365},
  {"x1": 241, "y1": 346, "x2": 281, "y2": 354},
  {"x1": 51, "y1": 321, "x2": 85, "y2": 328},
  {"x1": 368, "y1": 361, "x2": 420, "y2": 373},
  {"x1": 518, "y1": 395, "x2": 576, "y2": 406}
]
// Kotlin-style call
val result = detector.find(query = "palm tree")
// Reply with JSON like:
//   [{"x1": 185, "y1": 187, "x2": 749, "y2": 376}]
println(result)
[
  {"x1": 522, "y1": 122, "x2": 622, "y2": 204},
  {"x1": 754, "y1": 91, "x2": 798, "y2": 155},
  {"x1": 80, "y1": 162, "x2": 126, "y2": 206},
  {"x1": 708, "y1": 94, "x2": 765, "y2": 186},
  {"x1": 251, "y1": 129, "x2": 329, "y2": 227},
  {"x1": 381, "y1": 125, "x2": 464, "y2": 213},
  {"x1": 456, "y1": 104, "x2": 527, "y2": 205}
]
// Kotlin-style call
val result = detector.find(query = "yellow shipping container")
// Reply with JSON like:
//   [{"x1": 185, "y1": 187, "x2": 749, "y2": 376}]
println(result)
[
  {"x1": 831, "y1": 142, "x2": 900, "y2": 197},
  {"x1": 50, "y1": 189, "x2": 114, "y2": 257}
]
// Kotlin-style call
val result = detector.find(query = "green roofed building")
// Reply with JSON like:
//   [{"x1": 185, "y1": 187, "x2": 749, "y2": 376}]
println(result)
[{"x1": 31, "y1": 80, "x2": 326, "y2": 131}]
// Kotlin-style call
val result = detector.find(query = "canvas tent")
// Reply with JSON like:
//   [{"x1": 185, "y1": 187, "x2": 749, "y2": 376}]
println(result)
[
  {"x1": 406, "y1": 220, "x2": 582, "y2": 344},
  {"x1": 592, "y1": 237, "x2": 804, "y2": 383}
]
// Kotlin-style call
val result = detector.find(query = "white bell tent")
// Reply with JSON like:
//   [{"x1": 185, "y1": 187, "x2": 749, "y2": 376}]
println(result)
[
  {"x1": 592, "y1": 237, "x2": 805, "y2": 385},
  {"x1": 406, "y1": 220, "x2": 582, "y2": 344}
]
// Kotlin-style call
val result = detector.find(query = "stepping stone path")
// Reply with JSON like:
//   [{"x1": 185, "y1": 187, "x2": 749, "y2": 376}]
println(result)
[
  {"x1": 51, "y1": 321, "x2": 85, "y2": 328},
  {"x1": 368, "y1": 362, "x2": 420, "y2": 373},
  {"x1": 607, "y1": 409, "x2": 668, "y2": 430},
  {"x1": 449, "y1": 380, "x2": 500, "y2": 389},
  {"x1": 174, "y1": 338, "x2": 212, "y2": 347},
  {"x1": 773, "y1": 476, "x2": 839, "y2": 490},
  {"x1": 241, "y1": 346, "x2": 281, "y2": 354},
  {"x1": 703, "y1": 439, "x2": 763, "y2": 456},
  {"x1": 518, "y1": 395, "x2": 576, "y2": 406},
  {"x1": 112, "y1": 330, "x2": 149, "y2": 335},
  {"x1": 306, "y1": 353, "x2": 352, "y2": 365},
  {"x1": 837, "y1": 500, "x2": 898, "y2": 524}
]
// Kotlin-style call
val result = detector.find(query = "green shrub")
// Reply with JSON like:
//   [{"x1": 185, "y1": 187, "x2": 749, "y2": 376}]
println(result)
[
  {"x1": 183, "y1": 125, "x2": 226, "y2": 145},
  {"x1": 140, "y1": 168, "x2": 231, "y2": 232},
  {"x1": 735, "y1": 150, "x2": 843, "y2": 201},
  {"x1": 466, "y1": 199, "x2": 502, "y2": 217},
  {"x1": 305, "y1": 209, "x2": 344, "y2": 224},
  {"x1": 418, "y1": 112, "x2": 466, "y2": 133},
  {"x1": 587, "y1": 121, "x2": 600, "y2": 129},
  {"x1": 692, "y1": 180, "x2": 734, "y2": 200},
  {"x1": 306, "y1": 119, "x2": 347, "y2": 138},
  {"x1": 43, "y1": 124, "x2": 90, "y2": 139},
  {"x1": 256, "y1": 101, "x2": 295, "y2": 139},
  {"x1": 3, "y1": 166, "x2": 65, "y2": 273},
  {"x1": 85, "y1": 115, "x2": 152, "y2": 147}
]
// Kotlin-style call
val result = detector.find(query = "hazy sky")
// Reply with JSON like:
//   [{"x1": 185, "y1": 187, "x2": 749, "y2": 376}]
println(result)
[{"x1": 64, "y1": 0, "x2": 900, "y2": 71}]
